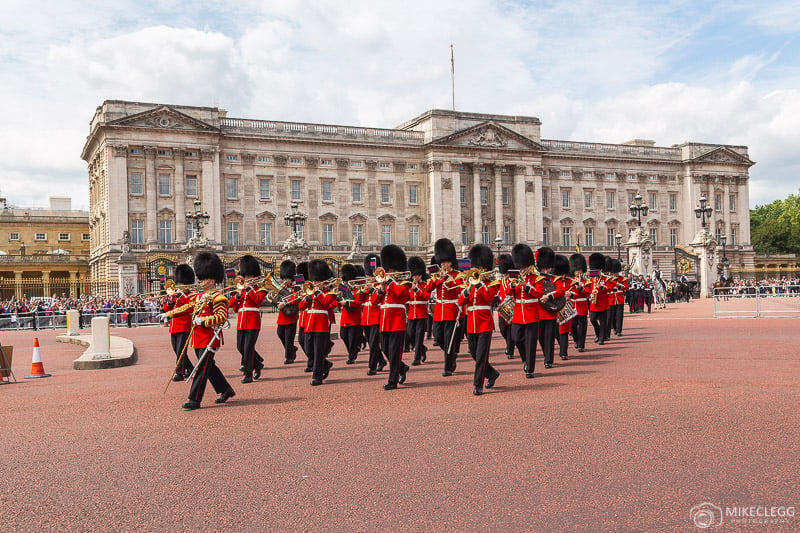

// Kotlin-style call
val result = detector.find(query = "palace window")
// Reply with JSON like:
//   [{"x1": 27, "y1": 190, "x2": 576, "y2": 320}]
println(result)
[
  {"x1": 461, "y1": 225, "x2": 468, "y2": 245},
  {"x1": 186, "y1": 223, "x2": 194, "y2": 241},
  {"x1": 291, "y1": 180, "x2": 301, "y2": 202},
  {"x1": 607, "y1": 228, "x2": 615, "y2": 246},
  {"x1": 729, "y1": 194, "x2": 737, "y2": 212},
  {"x1": 585, "y1": 227, "x2": 593, "y2": 246},
  {"x1": 504, "y1": 226, "x2": 511, "y2": 245},
  {"x1": 9, "y1": 232, "x2": 19, "y2": 241},
  {"x1": 606, "y1": 173, "x2": 615, "y2": 180},
  {"x1": 225, "y1": 154, "x2": 238, "y2": 161},
  {"x1": 542, "y1": 227, "x2": 549, "y2": 245},
  {"x1": 130, "y1": 148, "x2": 143, "y2": 155},
  {"x1": 409, "y1": 184, "x2": 418, "y2": 205},
  {"x1": 650, "y1": 228, "x2": 657, "y2": 244},
  {"x1": 351, "y1": 161, "x2": 362, "y2": 168},
  {"x1": 158, "y1": 173, "x2": 171, "y2": 196},
  {"x1": 407, "y1": 163, "x2": 417, "y2": 170},
  {"x1": 185, "y1": 175, "x2": 198, "y2": 197},
  {"x1": 226, "y1": 178, "x2": 238, "y2": 200},
  {"x1": 628, "y1": 192, "x2": 636, "y2": 206},
  {"x1": 562, "y1": 227, "x2": 571, "y2": 247},
  {"x1": 380, "y1": 162, "x2": 390, "y2": 169},
  {"x1": 322, "y1": 181, "x2": 333, "y2": 202},
  {"x1": 730, "y1": 227, "x2": 737, "y2": 245},
  {"x1": 322, "y1": 224, "x2": 334, "y2": 246},
  {"x1": 158, "y1": 221, "x2": 172, "y2": 244},
  {"x1": 290, "y1": 158, "x2": 302, "y2": 164},
  {"x1": 714, "y1": 194, "x2": 722, "y2": 212},
  {"x1": 58, "y1": 233, "x2": 70, "y2": 241},
  {"x1": 585, "y1": 191, "x2": 593, "y2": 209},
  {"x1": 482, "y1": 225, "x2": 490, "y2": 245},
  {"x1": 670, "y1": 228, "x2": 677, "y2": 247},
  {"x1": 258, "y1": 156, "x2": 270, "y2": 163},
  {"x1": 130, "y1": 173, "x2": 143, "y2": 195},
  {"x1": 82, "y1": 233, "x2": 90, "y2": 241},
  {"x1": 227, "y1": 222, "x2": 239, "y2": 245},
  {"x1": 381, "y1": 184, "x2": 391, "y2": 204},
  {"x1": 542, "y1": 188, "x2": 548, "y2": 208},
  {"x1": 259, "y1": 179, "x2": 271, "y2": 200},
  {"x1": 35, "y1": 233, "x2": 47, "y2": 241},
  {"x1": 502, "y1": 187, "x2": 510, "y2": 206},
  {"x1": 669, "y1": 193, "x2": 677, "y2": 211},
  {"x1": 460, "y1": 186, "x2": 467, "y2": 206},
  {"x1": 715, "y1": 228, "x2": 722, "y2": 243},
  {"x1": 185, "y1": 151, "x2": 197, "y2": 158},
  {"x1": 157, "y1": 149, "x2": 170, "y2": 156},
  {"x1": 562, "y1": 189, "x2": 571, "y2": 208},
  {"x1": 381, "y1": 225, "x2": 392, "y2": 246},
  {"x1": 352, "y1": 224, "x2": 363, "y2": 245},
  {"x1": 409, "y1": 225, "x2": 420, "y2": 246},
  {"x1": 352, "y1": 182, "x2": 362, "y2": 203},
  {"x1": 649, "y1": 192, "x2": 657, "y2": 211},
  {"x1": 607, "y1": 191, "x2": 615, "y2": 209},
  {"x1": 260, "y1": 223, "x2": 272, "y2": 246},
  {"x1": 560, "y1": 170, "x2": 570, "y2": 177},
  {"x1": 321, "y1": 159, "x2": 332, "y2": 166},
  {"x1": 131, "y1": 221, "x2": 144, "y2": 244},
  {"x1": 480, "y1": 186, "x2": 489, "y2": 206}
]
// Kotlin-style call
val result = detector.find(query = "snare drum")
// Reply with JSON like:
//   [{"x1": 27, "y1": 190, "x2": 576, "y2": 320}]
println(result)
[
  {"x1": 426, "y1": 298, "x2": 436, "y2": 317},
  {"x1": 497, "y1": 297, "x2": 514, "y2": 323},
  {"x1": 556, "y1": 299, "x2": 577, "y2": 325}
]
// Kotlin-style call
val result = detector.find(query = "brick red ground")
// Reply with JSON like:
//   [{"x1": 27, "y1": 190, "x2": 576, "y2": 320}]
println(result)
[{"x1": 1, "y1": 300, "x2": 798, "y2": 531}]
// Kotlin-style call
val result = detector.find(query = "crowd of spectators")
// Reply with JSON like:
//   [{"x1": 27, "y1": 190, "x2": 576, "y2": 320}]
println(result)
[
  {"x1": 0, "y1": 295, "x2": 164, "y2": 330},
  {"x1": 717, "y1": 277, "x2": 800, "y2": 295}
]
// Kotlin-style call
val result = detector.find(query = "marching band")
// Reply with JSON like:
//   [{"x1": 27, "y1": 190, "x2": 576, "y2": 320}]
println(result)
[{"x1": 158, "y1": 240, "x2": 637, "y2": 409}]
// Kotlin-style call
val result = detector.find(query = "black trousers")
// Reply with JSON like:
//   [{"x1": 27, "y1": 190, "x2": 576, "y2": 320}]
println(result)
[
  {"x1": 170, "y1": 331, "x2": 194, "y2": 376},
  {"x1": 364, "y1": 324, "x2": 385, "y2": 370},
  {"x1": 426, "y1": 315, "x2": 433, "y2": 338},
  {"x1": 340, "y1": 325, "x2": 361, "y2": 362},
  {"x1": 298, "y1": 327, "x2": 313, "y2": 368},
  {"x1": 499, "y1": 319, "x2": 515, "y2": 356},
  {"x1": 512, "y1": 322, "x2": 539, "y2": 373},
  {"x1": 538, "y1": 319, "x2": 556, "y2": 366},
  {"x1": 306, "y1": 332, "x2": 332, "y2": 381},
  {"x1": 189, "y1": 347, "x2": 231, "y2": 403},
  {"x1": 433, "y1": 320, "x2": 459, "y2": 372},
  {"x1": 589, "y1": 310, "x2": 608, "y2": 342},
  {"x1": 468, "y1": 331, "x2": 496, "y2": 388},
  {"x1": 277, "y1": 323, "x2": 297, "y2": 362},
  {"x1": 237, "y1": 329, "x2": 263, "y2": 378},
  {"x1": 571, "y1": 315, "x2": 588, "y2": 350},
  {"x1": 558, "y1": 331, "x2": 569, "y2": 358},
  {"x1": 605, "y1": 305, "x2": 615, "y2": 339},
  {"x1": 614, "y1": 304, "x2": 625, "y2": 334},
  {"x1": 381, "y1": 330, "x2": 408, "y2": 385},
  {"x1": 407, "y1": 318, "x2": 427, "y2": 362}
]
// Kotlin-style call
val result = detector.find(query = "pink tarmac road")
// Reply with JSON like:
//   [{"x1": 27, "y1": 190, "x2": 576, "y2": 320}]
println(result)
[{"x1": 1, "y1": 299, "x2": 798, "y2": 531}]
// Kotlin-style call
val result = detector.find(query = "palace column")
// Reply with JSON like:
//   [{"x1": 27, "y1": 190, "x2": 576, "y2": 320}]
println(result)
[
  {"x1": 241, "y1": 152, "x2": 257, "y2": 244},
  {"x1": 200, "y1": 149, "x2": 220, "y2": 244},
  {"x1": 513, "y1": 165, "x2": 528, "y2": 244},
  {"x1": 449, "y1": 161, "x2": 462, "y2": 244},
  {"x1": 144, "y1": 146, "x2": 158, "y2": 244},
  {"x1": 110, "y1": 145, "x2": 129, "y2": 248},
  {"x1": 173, "y1": 147, "x2": 186, "y2": 242},
  {"x1": 472, "y1": 164, "x2": 481, "y2": 244},
  {"x1": 427, "y1": 160, "x2": 445, "y2": 243},
  {"x1": 494, "y1": 164, "x2": 503, "y2": 241}
]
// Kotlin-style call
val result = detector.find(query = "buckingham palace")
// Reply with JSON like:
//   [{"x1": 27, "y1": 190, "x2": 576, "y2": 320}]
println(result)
[{"x1": 81, "y1": 100, "x2": 755, "y2": 292}]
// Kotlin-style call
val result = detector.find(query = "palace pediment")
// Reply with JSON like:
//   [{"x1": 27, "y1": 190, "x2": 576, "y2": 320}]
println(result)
[
  {"x1": 692, "y1": 146, "x2": 753, "y2": 166},
  {"x1": 429, "y1": 121, "x2": 543, "y2": 151},
  {"x1": 108, "y1": 105, "x2": 219, "y2": 132}
]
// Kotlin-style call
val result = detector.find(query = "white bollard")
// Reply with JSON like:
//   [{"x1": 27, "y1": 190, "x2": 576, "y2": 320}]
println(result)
[
  {"x1": 66, "y1": 310, "x2": 80, "y2": 336},
  {"x1": 91, "y1": 317, "x2": 111, "y2": 360}
]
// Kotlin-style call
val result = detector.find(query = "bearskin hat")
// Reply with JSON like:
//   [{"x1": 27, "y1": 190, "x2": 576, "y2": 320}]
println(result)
[
  {"x1": 569, "y1": 253, "x2": 587, "y2": 275},
  {"x1": 340, "y1": 263, "x2": 358, "y2": 282},
  {"x1": 512, "y1": 243, "x2": 535, "y2": 269},
  {"x1": 380, "y1": 244, "x2": 408, "y2": 273},
  {"x1": 279, "y1": 260, "x2": 296, "y2": 280},
  {"x1": 497, "y1": 253, "x2": 515, "y2": 275},
  {"x1": 469, "y1": 244, "x2": 494, "y2": 271},
  {"x1": 434, "y1": 238, "x2": 457, "y2": 266},
  {"x1": 193, "y1": 252, "x2": 224, "y2": 283},
  {"x1": 610, "y1": 259, "x2": 622, "y2": 274},
  {"x1": 354, "y1": 264, "x2": 366, "y2": 278},
  {"x1": 553, "y1": 254, "x2": 570, "y2": 277},
  {"x1": 588, "y1": 252, "x2": 606, "y2": 271},
  {"x1": 408, "y1": 256, "x2": 426, "y2": 277},
  {"x1": 363, "y1": 253, "x2": 381, "y2": 276},
  {"x1": 238, "y1": 254, "x2": 261, "y2": 278},
  {"x1": 174, "y1": 264, "x2": 195, "y2": 285},
  {"x1": 308, "y1": 259, "x2": 333, "y2": 282},
  {"x1": 296, "y1": 261, "x2": 309, "y2": 283},
  {"x1": 536, "y1": 246, "x2": 555, "y2": 271},
  {"x1": 604, "y1": 255, "x2": 614, "y2": 272}
]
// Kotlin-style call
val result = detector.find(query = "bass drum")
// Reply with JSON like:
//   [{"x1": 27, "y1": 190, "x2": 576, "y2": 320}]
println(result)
[
  {"x1": 556, "y1": 299, "x2": 577, "y2": 325},
  {"x1": 497, "y1": 297, "x2": 514, "y2": 323}
]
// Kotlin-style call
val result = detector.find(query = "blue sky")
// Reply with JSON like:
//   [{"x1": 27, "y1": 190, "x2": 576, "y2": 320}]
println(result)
[{"x1": 1, "y1": 0, "x2": 798, "y2": 210}]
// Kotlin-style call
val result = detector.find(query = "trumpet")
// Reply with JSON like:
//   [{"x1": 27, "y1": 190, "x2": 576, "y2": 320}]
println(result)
[
  {"x1": 279, "y1": 281, "x2": 316, "y2": 305},
  {"x1": 164, "y1": 279, "x2": 177, "y2": 296},
  {"x1": 460, "y1": 268, "x2": 501, "y2": 285},
  {"x1": 371, "y1": 268, "x2": 411, "y2": 284}
]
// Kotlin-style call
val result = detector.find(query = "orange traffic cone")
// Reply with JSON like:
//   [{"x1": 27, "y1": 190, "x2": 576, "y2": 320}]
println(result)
[{"x1": 25, "y1": 337, "x2": 51, "y2": 379}]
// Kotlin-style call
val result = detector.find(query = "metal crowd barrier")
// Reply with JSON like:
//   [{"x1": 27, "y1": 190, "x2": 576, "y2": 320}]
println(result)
[
  {"x1": 0, "y1": 309, "x2": 164, "y2": 330},
  {"x1": 713, "y1": 285, "x2": 800, "y2": 318}
]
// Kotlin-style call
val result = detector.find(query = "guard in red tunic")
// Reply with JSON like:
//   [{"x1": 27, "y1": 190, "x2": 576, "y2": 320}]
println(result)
[
  {"x1": 338, "y1": 263, "x2": 362, "y2": 365},
  {"x1": 553, "y1": 254, "x2": 574, "y2": 361},
  {"x1": 356, "y1": 254, "x2": 386, "y2": 375},
  {"x1": 588, "y1": 253, "x2": 612, "y2": 345},
  {"x1": 295, "y1": 262, "x2": 314, "y2": 372},
  {"x1": 603, "y1": 256, "x2": 618, "y2": 342},
  {"x1": 610, "y1": 259, "x2": 628, "y2": 336},
  {"x1": 168, "y1": 252, "x2": 235, "y2": 410},
  {"x1": 406, "y1": 256, "x2": 430, "y2": 366},
  {"x1": 496, "y1": 254, "x2": 516, "y2": 360},
  {"x1": 428, "y1": 238, "x2": 463, "y2": 376},
  {"x1": 458, "y1": 244, "x2": 501, "y2": 396},
  {"x1": 533, "y1": 247, "x2": 565, "y2": 369},
  {"x1": 298, "y1": 260, "x2": 339, "y2": 386},
  {"x1": 275, "y1": 260, "x2": 300, "y2": 364},
  {"x1": 568, "y1": 254, "x2": 590, "y2": 353},
  {"x1": 375, "y1": 244, "x2": 411, "y2": 390},
  {"x1": 510, "y1": 244, "x2": 544, "y2": 378},
  {"x1": 162, "y1": 264, "x2": 195, "y2": 381},
  {"x1": 229, "y1": 255, "x2": 266, "y2": 384}
]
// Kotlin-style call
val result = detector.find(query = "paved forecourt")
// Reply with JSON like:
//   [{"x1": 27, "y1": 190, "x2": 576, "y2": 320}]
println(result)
[{"x1": 1, "y1": 299, "x2": 798, "y2": 531}]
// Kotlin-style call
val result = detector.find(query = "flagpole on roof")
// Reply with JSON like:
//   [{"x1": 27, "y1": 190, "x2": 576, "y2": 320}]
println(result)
[{"x1": 451, "y1": 44, "x2": 455, "y2": 111}]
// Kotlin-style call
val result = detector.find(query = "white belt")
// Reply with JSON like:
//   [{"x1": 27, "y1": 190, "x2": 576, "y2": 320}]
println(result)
[
  {"x1": 437, "y1": 299, "x2": 458, "y2": 304},
  {"x1": 516, "y1": 299, "x2": 539, "y2": 304},
  {"x1": 238, "y1": 307, "x2": 261, "y2": 313},
  {"x1": 408, "y1": 301, "x2": 426, "y2": 305},
  {"x1": 572, "y1": 298, "x2": 587, "y2": 302},
  {"x1": 467, "y1": 305, "x2": 492, "y2": 312},
  {"x1": 362, "y1": 302, "x2": 372, "y2": 307},
  {"x1": 306, "y1": 309, "x2": 330, "y2": 315},
  {"x1": 380, "y1": 304, "x2": 407, "y2": 309}
]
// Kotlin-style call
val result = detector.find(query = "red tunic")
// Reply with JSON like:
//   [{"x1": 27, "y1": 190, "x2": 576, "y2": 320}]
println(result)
[
  {"x1": 511, "y1": 274, "x2": 544, "y2": 325},
  {"x1": 535, "y1": 273, "x2": 566, "y2": 321},
  {"x1": 164, "y1": 291, "x2": 192, "y2": 333},
  {"x1": 428, "y1": 270, "x2": 462, "y2": 321},
  {"x1": 298, "y1": 292, "x2": 339, "y2": 333},
  {"x1": 377, "y1": 279, "x2": 411, "y2": 332},
  {"x1": 229, "y1": 286, "x2": 266, "y2": 330},
  {"x1": 407, "y1": 280, "x2": 431, "y2": 320},
  {"x1": 458, "y1": 282, "x2": 498, "y2": 334},
  {"x1": 568, "y1": 277, "x2": 591, "y2": 316},
  {"x1": 555, "y1": 276, "x2": 574, "y2": 335},
  {"x1": 276, "y1": 286, "x2": 301, "y2": 325},
  {"x1": 587, "y1": 272, "x2": 611, "y2": 312},
  {"x1": 497, "y1": 279, "x2": 514, "y2": 325},
  {"x1": 612, "y1": 276, "x2": 628, "y2": 305},
  {"x1": 339, "y1": 288, "x2": 362, "y2": 328},
  {"x1": 190, "y1": 291, "x2": 228, "y2": 350},
  {"x1": 355, "y1": 287, "x2": 380, "y2": 326}
]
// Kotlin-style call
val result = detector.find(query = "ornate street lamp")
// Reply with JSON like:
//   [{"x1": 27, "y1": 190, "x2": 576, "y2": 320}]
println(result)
[
  {"x1": 185, "y1": 199, "x2": 210, "y2": 239},
  {"x1": 719, "y1": 234, "x2": 729, "y2": 267},
  {"x1": 629, "y1": 193, "x2": 649, "y2": 227},
  {"x1": 694, "y1": 195, "x2": 713, "y2": 228},
  {"x1": 615, "y1": 232, "x2": 622, "y2": 261},
  {"x1": 284, "y1": 203, "x2": 307, "y2": 239}
]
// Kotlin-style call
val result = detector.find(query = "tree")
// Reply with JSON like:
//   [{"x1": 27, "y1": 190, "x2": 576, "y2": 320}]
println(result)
[{"x1": 750, "y1": 190, "x2": 800, "y2": 254}]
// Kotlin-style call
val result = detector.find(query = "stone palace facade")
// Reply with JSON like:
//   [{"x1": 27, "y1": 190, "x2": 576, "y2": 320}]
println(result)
[{"x1": 82, "y1": 100, "x2": 754, "y2": 291}]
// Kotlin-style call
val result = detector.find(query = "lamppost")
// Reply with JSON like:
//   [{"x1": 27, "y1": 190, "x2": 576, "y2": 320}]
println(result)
[
  {"x1": 629, "y1": 193, "x2": 649, "y2": 227},
  {"x1": 615, "y1": 233, "x2": 622, "y2": 261},
  {"x1": 185, "y1": 199, "x2": 210, "y2": 240},
  {"x1": 283, "y1": 203, "x2": 307, "y2": 239},
  {"x1": 494, "y1": 234, "x2": 502, "y2": 265},
  {"x1": 694, "y1": 195, "x2": 713, "y2": 228}
]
